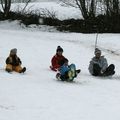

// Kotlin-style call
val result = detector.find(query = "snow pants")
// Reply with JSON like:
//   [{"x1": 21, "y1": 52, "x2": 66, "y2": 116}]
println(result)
[
  {"x1": 92, "y1": 64, "x2": 115, "y2": 76},
  {"x1": 6, "y1": 64, "x2": 23, "y2": 73}
]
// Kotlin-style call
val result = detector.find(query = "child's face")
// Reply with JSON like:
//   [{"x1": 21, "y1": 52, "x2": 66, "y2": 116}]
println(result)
[
  {"x1": 57, "y1": 51, "x2": 63, "y2": 55},
  {"x1": 95, "y1": 53, "x2": 101, "y2": 59},
  {"x1": 10, "y1": 53, "x2": 16, "y2": 56}
]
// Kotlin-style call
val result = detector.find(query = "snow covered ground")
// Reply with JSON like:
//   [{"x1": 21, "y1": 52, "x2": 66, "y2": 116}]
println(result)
[
  {"x1": 0, "y1": 20, "x2": 120, "y2": 120},
  {"x1": 0, "y1": 1, "x2": 120, "y2": 120}
]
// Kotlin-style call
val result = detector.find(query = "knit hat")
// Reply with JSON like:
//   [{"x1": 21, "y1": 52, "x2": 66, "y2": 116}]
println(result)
[
  {"x1": 56, "y1": 46, "x2": 63, "y2": 52},
  {"x1": 94, "y1": 48, "x2": 101, "y2": 55},
  {"x1": 10, "y1": 48, "x2": 17, "y2": 54}
]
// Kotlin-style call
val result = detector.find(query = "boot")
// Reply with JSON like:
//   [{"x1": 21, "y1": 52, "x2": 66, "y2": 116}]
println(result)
[
  {"x1": 20, "y1": 67, "x2": 26, "y2": 73},
  {"x1": 74, "y1": 69, "x2": 81, "y2": 77},
  {"x1": 6, "y1": 68, "x2": 12, "y2": 73},
  {"x1": 56, "y1": 73, "x2": 61, "y2": 80},
  {"x1": 103, "y1": 64, "x2": 115, "y2": 76},
  {"x1": 76, "y1": 69, "x2": 81, "y2": 74}
]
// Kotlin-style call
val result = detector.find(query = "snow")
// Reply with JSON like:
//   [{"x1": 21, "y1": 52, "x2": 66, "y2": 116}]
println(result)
[
  {"x1": 0, "y1": 1, "x2": 120, "y2": 120},
  {"x1": 11, "y1": 2, "x2": 82, "y2": 20},
  {"x1": 0, "y1": 20, "x2": 120, "y2": 120}
]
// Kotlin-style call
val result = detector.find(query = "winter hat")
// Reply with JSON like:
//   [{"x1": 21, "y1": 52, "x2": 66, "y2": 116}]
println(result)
[
  {"x1": 94, "y1": 48, "x2": 101, "y2": 55},
  {"x1": 56, "y1": 46, "x2": 63, "y2": 52},
  {"x1": 10, "y1": 48, "x2": 17, "y2": 54}
]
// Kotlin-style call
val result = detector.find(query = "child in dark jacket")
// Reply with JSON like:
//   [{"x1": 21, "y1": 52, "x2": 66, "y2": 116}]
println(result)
[
  {"x1": 50, "y1": 46, "x2": 66, "y2": 71},
  {"x1": 5, "y1": 48, "x2": 26, "y2": 73},
  {"x1": 56, "y1": 58, "x2": 81, "y2": 81}
]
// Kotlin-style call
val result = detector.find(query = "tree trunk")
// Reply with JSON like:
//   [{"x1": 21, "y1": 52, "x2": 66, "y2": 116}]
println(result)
[
  {"x1": 89, "y1": 0, "x2": 95, "y2": 18},
  {"x1": 75, "y1": 0, "x2": 89, "y2": 19},
  {"x1": 113, "y1": 0, "x2": 119, "y2": 14},
  {"x1": 0, "y1": 0, "x2": 11, "y2": 17}
]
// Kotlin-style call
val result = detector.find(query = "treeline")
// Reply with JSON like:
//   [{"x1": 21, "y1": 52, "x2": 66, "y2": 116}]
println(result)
[
  {"x1": 58, "y1": 0, "x2": 120, "y2": 33},
  {"x1": 0, "y1": 0, "x2": 120, "y2": 33},
  {"x1": 11, "y1": 0, "x2": 37, "y2": 3}
]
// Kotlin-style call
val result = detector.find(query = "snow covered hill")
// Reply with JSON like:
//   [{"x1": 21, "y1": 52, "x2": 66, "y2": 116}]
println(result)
[{"x1": 0, "y1": 21, "x2": 120, "y2": 120}]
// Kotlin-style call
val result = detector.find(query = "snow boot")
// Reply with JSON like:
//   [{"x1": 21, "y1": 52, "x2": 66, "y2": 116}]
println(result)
[
  {"x1": 103, "y1": 64, "x2": 115, "y2": 76},
  {"x1": 74, "y1": 69, "x2": 81, "y2": 77},
  {"x1": 56, "y1": 73, "x2": 61, "y2": 80},
  {"x1": 6, "y1": 68, "x2": 12, "y2": 73},
  {"x1": 76, "y1": 69, "x2": 81, "y2": 73},
  {"x1": 20, "y1": 67, "x2": 26, "y2": 73}
]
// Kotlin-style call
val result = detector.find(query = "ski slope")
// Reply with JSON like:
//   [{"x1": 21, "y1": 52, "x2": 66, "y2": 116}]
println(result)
[{"x1": 0, "y1": 21, "x2": 120, "y2": 120}]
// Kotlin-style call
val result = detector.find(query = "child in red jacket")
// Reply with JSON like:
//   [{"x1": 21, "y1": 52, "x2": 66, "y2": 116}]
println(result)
[{"x1": 50, "y1": 46, "x2": 66, "y2": 71}]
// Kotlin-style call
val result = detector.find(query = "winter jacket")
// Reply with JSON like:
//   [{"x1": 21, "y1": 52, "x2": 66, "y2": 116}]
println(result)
[
  {"x1": 51, "y1": 54, "x2": 65, "y2": 70},
  {"x1": 6, "y1": 55, "x2": 22, "y2": 66},
  {"x1": 88, "y1": 56, "x2": 108, "y2": 75},
  {"x1": 59, "y1": 64, "x2": 70, "y2": 75},
  {"x1": 59, "y1": 64, "x2": 76, "y2": 76}
]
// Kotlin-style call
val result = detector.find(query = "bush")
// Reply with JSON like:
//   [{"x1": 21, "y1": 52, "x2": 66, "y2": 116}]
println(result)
[
  {"x1": 0, "y1": 10, "x2": 120, "y2": 33},
  {"x1": 57, "y1": 15, "x2": 120, "y2": 33}
]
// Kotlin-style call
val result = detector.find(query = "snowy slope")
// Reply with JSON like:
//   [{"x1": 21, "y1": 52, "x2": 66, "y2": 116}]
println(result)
[{"x1": 0, "y1": 21, "x2": 120, "y2": 120}]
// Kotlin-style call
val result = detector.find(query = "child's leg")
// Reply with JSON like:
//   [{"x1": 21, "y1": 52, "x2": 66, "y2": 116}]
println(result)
[
  {"x1": 14, "y1": 65, "x2": 23, "y2": 73},
  {"x1": 6, "y1": 64, "x2": 13, "y2": 72},
  {"x1": 103, "y1": 64, "x2": 115, "y2": 76},
  {"x1": 56, "y1": 73, "x2": 61, "y2": 80},
  {"x1": 50, "y1": 66, "x2": 57, "y2": 71},
  {"x1": 69, "y1": 64, "x2": 76, "y2": 70},
  {"x1": 93, "y1": 64, "x2": 101, "y2": 76}
]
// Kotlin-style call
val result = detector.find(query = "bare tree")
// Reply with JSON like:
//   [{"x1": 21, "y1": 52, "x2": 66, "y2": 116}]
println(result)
[
  {"x1": 103, "y1": 0, "x2": 120, "y2": 16},
  {"x1": 0, "y1": 0, "x2": 11, "y2": 17},
  {"x1": 59, "y1": 0, "x2": 97, "y2": 19},
  {"x1": 22, "y1": 0, "x2": 31, "y2": 13},
  {"x1": 0, "y1": 0, "x2": 32, "y2": 17},
  {"x1": 60, "y1": 0, "x2": 120, "y2": 19}
]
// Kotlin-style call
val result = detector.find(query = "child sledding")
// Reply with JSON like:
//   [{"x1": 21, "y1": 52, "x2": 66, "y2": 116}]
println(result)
[
  {"x1": 50, "y1": 46, "x2": 116, "y2": 82},
  {"x1": 5, "y1": 48, "x2": 26, "y2": 73},
  {"x1": 88, "y1": 48, "x2": 115, "y2": 77},
  {"x1": 50, "y1": 46, "x2": 66, "y2": 72},
  {"x1": 56, "y1": 58, "x2": 81, "y2": 82}
]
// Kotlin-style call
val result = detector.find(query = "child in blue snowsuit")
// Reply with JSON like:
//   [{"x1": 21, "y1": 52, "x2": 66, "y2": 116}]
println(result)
[{"x1": 56, "y1": 58, "x2": 80, "y2": 81}]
